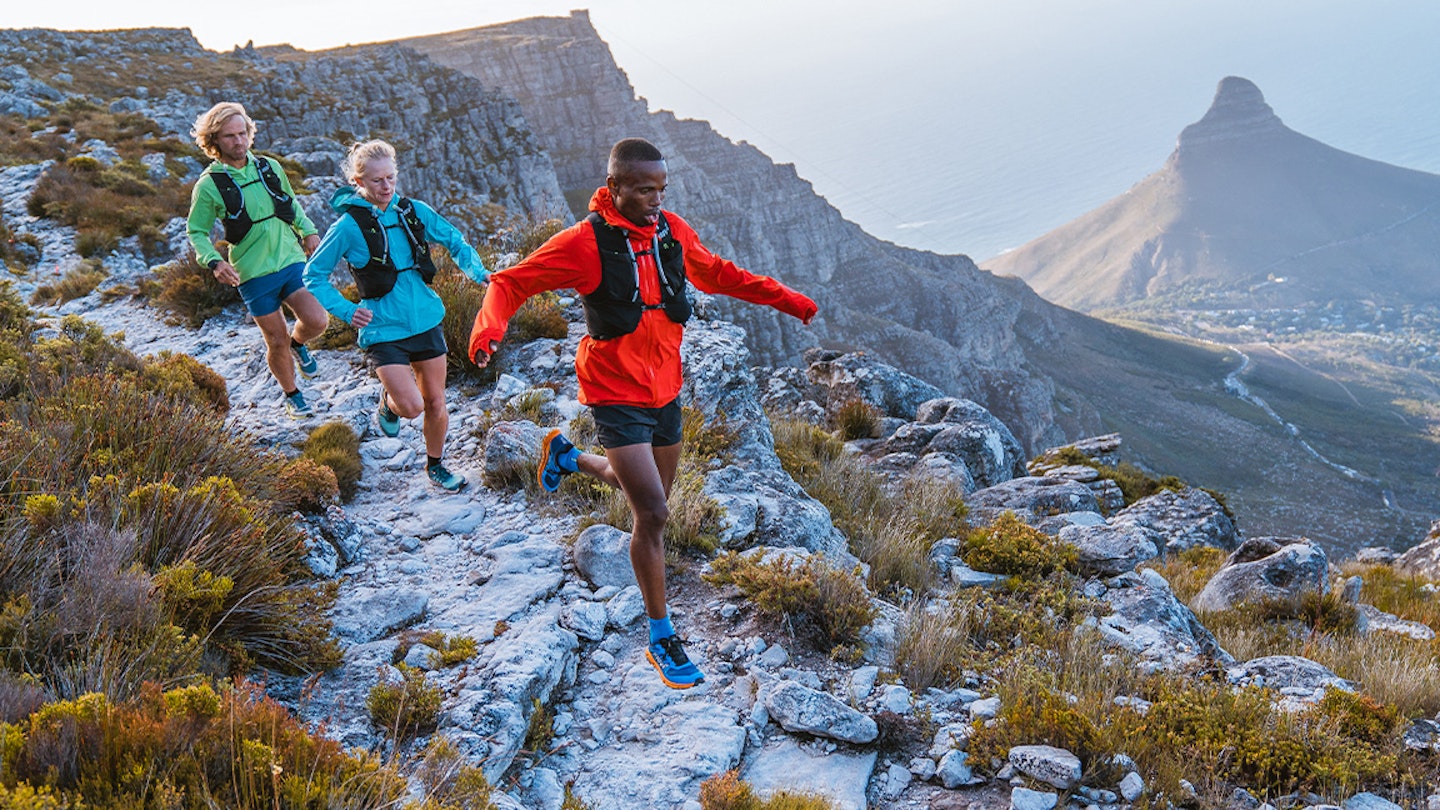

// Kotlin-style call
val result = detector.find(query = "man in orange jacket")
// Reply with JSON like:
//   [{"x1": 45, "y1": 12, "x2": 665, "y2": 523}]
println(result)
[{"x1": 470, "y1": 138, "x2": 818, "y2": 689}]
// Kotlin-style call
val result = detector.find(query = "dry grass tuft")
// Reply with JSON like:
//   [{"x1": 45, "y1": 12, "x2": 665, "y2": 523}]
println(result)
[
  {"x1": 698, "y1": 770, "x2": 838, "y2": 810},
  {"x1": 30, "y1": 259, "x2": 106, "y2": 305},
  {"x1": 705, "y1": 551, "x2": 875, "y2": 654},
  {"x1": 771, "y1": 415, "x2": 964, "y2": 599}
]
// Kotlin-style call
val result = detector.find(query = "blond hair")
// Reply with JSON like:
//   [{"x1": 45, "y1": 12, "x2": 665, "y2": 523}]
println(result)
[
  {"x1": 191, "y1": 102, "x2": 256, "y2": 160},
  {"x1": 342, "y1": 140, "x2": 398, "y2": 185}
]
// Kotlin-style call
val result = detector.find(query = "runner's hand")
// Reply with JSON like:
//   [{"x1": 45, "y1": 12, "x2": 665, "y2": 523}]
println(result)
[
  {"x1": 351, "y1": 307, "x2": 373, "y2": 328},
  {"x1": 301, "y1": 233, "x2": 320, "y2": 256},
  {"x1": 473, "y1": 340, "x2": 499, "y2": 368},
  {"x1": 212, "y1": 260, "x2": 240, "y2": 287}
]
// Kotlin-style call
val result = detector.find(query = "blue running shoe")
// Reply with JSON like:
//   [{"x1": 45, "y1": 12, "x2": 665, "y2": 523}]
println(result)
[
  {"x1": 427, "y1": 462, "x2": 468, "y2": 492},
  {"x1": 283, "y1": 390, "x2": 312, "y2": 419},
  {"x1": 537, "y1": 429, "x2": 579, "y2": 492},
  {"x1": 292, "y1": 343, "x2": 318, "y2": 378},
  {"x1": 377, "y1": 396, "x2": 401, "y2": 438},
  {"x1": 646, "y1": 634, "x2": 704, "y2": 689}
]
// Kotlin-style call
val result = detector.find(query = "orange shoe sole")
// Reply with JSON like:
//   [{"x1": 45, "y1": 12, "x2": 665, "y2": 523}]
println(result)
[{"x1": 645, "y1": 649, "x2": 704, "y2": 690}]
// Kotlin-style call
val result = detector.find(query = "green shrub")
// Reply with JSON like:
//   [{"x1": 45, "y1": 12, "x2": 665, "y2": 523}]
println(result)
[
  {"x1": 523, "y1": 697, "x2": 555, "y2": 755},
  {"x1": 28, "y1": 157, "x2": 188, "y2": 258},
  {"x1": 706, "y1": 551, "x2": 875, "y2": 653},
  {"x1": 509, "y1": 291, "x2": 569, "y2": 342},
  {"x1": 434, "y1": 253, "x2": 490, "y2": 379},
  {"x1": 415, "y1": 737, "x2": 497, "y2": 810},
  {"x1": 139, "y1": 350, "x2": 230, "y2": 413},
  {"x1": 367, "y1": 664, "x2": 442, "y2": 741},
  {"x1": 962, "y1": 511, "x2": 1077, "y2": 577},
  {"x1": 29, "y1": 260, "x2": 106, "y2": 305},
  {"x1": 302, "y1": 421, "x2": 362, "y2": 501},
  {"x1": 0, "y1": 681, "x2": 410, "y2": 808},
  {"x1": 395, "y1": 630, "x2": 479, "y2": 669}
]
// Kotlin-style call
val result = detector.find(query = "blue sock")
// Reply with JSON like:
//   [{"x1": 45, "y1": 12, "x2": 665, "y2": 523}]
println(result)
[
  {"x1": 648, "y1": 614, "x2": 675, "y2": 643},
  {"x1": 559, "y1": 445, "x2": 580, "y2": 473}
]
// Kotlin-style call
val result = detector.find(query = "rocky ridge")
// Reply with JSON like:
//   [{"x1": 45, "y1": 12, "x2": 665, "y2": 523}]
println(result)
[{"x1": 3, "y1": 25, "x2": 1440, "y2": 810}]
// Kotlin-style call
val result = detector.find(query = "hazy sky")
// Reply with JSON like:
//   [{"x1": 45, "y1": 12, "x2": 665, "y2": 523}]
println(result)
[{"x1": 9, "y1": 1, "x2": 1440, "y2": 258}]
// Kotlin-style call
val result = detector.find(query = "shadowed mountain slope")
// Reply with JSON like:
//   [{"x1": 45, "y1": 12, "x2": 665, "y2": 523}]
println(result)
[{"x1": 984, "y1": 76, "x2": 1440, "y2": 311}]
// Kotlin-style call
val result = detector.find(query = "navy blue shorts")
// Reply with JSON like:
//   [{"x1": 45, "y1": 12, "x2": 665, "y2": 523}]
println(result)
[
  {"x1": 237, "y1": 261, "x2": 305, "y2": 317},
  {"x1": 592, "y1": 399, "x2": 682, "y2": 449},
  {"x1": 364, "y1": 324, "x2": 448, "y2": 370}
]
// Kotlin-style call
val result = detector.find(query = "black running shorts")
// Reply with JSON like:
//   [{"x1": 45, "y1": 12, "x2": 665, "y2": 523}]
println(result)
[{"x1": 591, "y1": 399, "x2": 682, "y2": 449}]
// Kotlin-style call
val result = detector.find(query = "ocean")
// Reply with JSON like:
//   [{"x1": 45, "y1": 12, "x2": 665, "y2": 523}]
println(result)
[{"x1": 594, "y1": 0, "x2": 1440, "y2": 262}]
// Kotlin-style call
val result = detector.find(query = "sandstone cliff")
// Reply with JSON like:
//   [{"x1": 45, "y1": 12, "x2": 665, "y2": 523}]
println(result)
[
  {"x1": 984, "y1": 76, "x2": 1440, "y2": 311},
  {"x1": 397, "y1": 12, "x2": 1066, "y2": 449}
]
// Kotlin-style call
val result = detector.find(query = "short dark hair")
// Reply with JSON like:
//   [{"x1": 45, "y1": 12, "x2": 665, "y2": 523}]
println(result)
[{"x1": 608, "y1": 138, "x2": 664, "y2": 176}]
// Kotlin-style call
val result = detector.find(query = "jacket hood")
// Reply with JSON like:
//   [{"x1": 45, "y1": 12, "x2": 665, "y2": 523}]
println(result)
[
  {"x1": 589, "y1": 187, "x2": 658, "y2": 239},
  {"x1": 329, "y1": 185, "x2": 373, "y2": 214}
]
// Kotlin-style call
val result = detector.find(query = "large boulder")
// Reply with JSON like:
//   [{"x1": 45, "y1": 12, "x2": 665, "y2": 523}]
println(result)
[
  {"x1": 1395, "y1": 519, "x2": 1440, "y2": 580},
  {"x1": 803, "y1": 348, "x2": 946, "y2": 421},
  {"x1": 1225, "y1": 655, "x2": 1355, "y2": 693},
  {"x1": 1060, "y1": 522, "x2": 1160, "y2": 577},
  {"x1": 480, "y1": 420, "x2": 548, "y2": 487},
  {"x1": 763, "y1": 681, "x2": 878, "y2": 744},
  {"x1": 967, "y1": 476, "x2": 1101, "y2": 528},
  {"x1": 1111, "y1": 488, "x2": 1239, "y2": 553},
  {"x1": 1191, "y1": 538, "x2": 1329, "y2": 613},
  {"x1": 1086, "y1": 569, "x2": 1235, "y2": 672}
]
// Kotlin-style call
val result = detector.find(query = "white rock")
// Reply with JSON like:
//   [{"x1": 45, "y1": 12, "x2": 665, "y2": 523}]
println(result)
[
  {"x1": 764, "y1": 681, "x2": 877, "y2": 743},
  {"x1": 878, "y1": 684, "x2": 911, "y2": 714},
  {"x1": 1011, "y1": 787, "x2": 1058, "y2": 810},
  {"x1": 908, "y1": 756, "x2": 936, "y2": 780},
  {"x1": 758, "y1": 644, "x2": 789, "y2": 668},
  {"x1": 936, "y1": 750, "x2": 972, "y2": 789},
  {"x1": 850, "y1": 665, "x2": 880, "y2": 702},
  {"x1": 1119, "y1": 770, "x2": 1145, "y2": 801},
  {"x1": 969, "y1": 696, "x2": 1001, "y2": 718},
  {"x1": 1008, "y1": 744, "x2": 1082, "y2": 790}
]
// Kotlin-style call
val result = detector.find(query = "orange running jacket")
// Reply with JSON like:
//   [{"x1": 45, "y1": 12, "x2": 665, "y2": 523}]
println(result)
[{"x1": 470, "y1": 187, "x2": 818, "y2": 408}]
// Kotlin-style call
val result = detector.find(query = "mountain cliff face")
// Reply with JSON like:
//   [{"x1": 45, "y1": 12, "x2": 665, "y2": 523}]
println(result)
[
  {"x1": 396, "y1": 12, "x2": 1066, "y2": 449},
  {"x1": 0, "y1": 27, "x2": 567, "y2": 225},
  {"x1": 984, "y1": 76, "x2": 1440, "y2": 311}
]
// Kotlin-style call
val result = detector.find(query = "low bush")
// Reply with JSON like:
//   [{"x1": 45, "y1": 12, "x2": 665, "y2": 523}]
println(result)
[
  {"x1": 367, "y1": 664, "x2": 442, "y2": 741},
  {"x1": 29, "y1": 259, "x2": 106, "y2": 306},
  {"x1": 273, "y1": 457, "x2": 340, "y2": 513},
  {"x1": 303, "y1": 421, "x2": 363, "y2": 501},
  {"x1": 698, "y1": 770, "x2": 837, "y2": 810},
  {"x1": 394, "y1": 630, "x2": 479, "y2": 669},
  {"x1": 523, "y1": 697, "x2": 555, "y2": 756},
  {"x1": 139, "y1": 349, "x2": 230, "y2": 413},
  {"x1": 28, "y1": 157, "x2": 188, "y2": 259},
  {"x1": 434, "y1": 252, "x2": 489, "y2": 380},
  {"x1": 142, "y1": 252, "x2": 241, "y2": 328},
  {"x1": 415, "y1": 737, "x2": 497, "y2": 810},
  {"x1": 0, "y1": 680, "x2": 411, "y2": 808},
  {"x1": 705, "y1": 551, "x2": 875, "y2": 654},
  {"x1": 962, "y1": 511, "x2": 1077, "y2": 577}
]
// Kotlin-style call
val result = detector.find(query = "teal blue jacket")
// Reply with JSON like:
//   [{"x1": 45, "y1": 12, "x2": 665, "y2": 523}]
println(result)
[{"x1": 303, "y1": 187, "x2": 487, "y2": 347}]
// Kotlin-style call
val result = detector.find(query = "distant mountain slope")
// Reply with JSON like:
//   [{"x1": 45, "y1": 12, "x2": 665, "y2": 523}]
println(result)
[{"x1": 984, "y1": 76, "x2": 1440, "y2": 311}]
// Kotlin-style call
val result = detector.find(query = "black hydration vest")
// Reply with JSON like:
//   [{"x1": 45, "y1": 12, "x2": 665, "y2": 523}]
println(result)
[
  {"x1": 580, "y1": 211, "x2": 691, "y2": 340},
  {"x1": 342, "y1": 197, "x2": 436, "y2": 300},
  {"x1": 208, "y1": 155, "x2": 296, "y2": 245}
]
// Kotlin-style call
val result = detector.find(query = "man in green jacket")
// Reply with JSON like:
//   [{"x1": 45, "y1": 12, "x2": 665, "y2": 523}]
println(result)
[{"x1": 187, "y1": 101, "x2": 328, "y2": 417}]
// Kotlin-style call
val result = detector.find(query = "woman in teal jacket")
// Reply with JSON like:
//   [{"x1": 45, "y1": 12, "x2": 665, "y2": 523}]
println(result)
[{"x1": 304, "y1": 139, "x2": 488, "y2": 491}]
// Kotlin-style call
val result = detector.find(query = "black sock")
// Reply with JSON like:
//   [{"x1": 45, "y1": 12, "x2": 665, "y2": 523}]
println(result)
[
  {"x1": 427, "y1": 455, "x2": 442, "y2": 469},
  {"x1": 284, "y1": 388, "x2": 299, "y2": 397},
  {"x1": 290, "y1": 337, "x2": 303, "y2": 350}
]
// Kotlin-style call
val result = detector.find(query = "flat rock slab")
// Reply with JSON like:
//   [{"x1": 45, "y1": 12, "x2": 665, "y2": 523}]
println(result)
[{"x1": 742, "y1": 736, "x2": 878, "y2": 810}]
